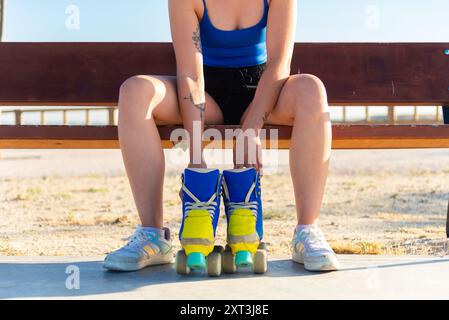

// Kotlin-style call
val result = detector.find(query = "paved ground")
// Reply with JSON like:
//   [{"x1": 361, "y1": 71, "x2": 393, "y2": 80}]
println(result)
[{"x1": 1, "y1": 255, "x2": 449, "y2": 300}]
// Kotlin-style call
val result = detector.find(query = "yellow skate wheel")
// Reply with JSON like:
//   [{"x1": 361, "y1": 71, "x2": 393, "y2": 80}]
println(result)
[
  {"x1": 223, "y1": 245, "x2": 236, "y2": 274},
  {"x1": 206, "y1": 246, "x2": 223, "y2": 277},
  {"x1": 253, "y1": 245, "x2": 268, "y2": 274},
  {"x1": 175, "y1": 250, "x2": 190, "y2": 275}
]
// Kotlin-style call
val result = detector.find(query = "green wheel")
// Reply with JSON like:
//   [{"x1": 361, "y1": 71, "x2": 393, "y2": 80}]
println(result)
[
  {"x1": 223, "y1": 245, "x2": 236, "y2": 274},
  {"x1": 253, "y1": 245, "x2": 268, "y2": 274},
  {"x1": 175, "y1": 250, "x2": 190, "y2": 275},
  {"x1": 235, "y1": 251, "x2": 253, "y2": 267},
  {"x1": 207, "y1": 246, "x2": 223, "y2": 277},
  {"x1": 186, "y1": 252, "x2": 207, "y2": 270}
]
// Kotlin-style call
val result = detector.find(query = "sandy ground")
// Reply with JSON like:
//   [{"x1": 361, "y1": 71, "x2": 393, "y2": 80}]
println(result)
[{"x1": 0, "y1": 149, "x2": 448, "y2": 258}]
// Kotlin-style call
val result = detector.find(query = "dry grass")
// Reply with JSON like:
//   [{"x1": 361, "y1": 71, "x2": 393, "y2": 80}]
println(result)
[
  {"x1": 0, "y1": 243, "x2": 25, "y2": 256},
  {"x1": 329, "y1": 240, "x2": 404, "y2": 255},
  {"x1": 37, "y1": 214, "x2": 131, "y2": 227},
  {"x1": 375, "y1": 212, "x2": 424, "y2": 222}
]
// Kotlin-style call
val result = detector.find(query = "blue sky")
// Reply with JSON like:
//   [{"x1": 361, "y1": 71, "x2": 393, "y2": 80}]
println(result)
[{"x1": 3, "y1": 0, "x2": 449, "y2": 42}]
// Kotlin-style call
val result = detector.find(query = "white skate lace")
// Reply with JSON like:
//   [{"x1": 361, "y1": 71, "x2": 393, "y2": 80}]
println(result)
[
  {"x1": 222, "y1": 177, "x2": 258, "y2": 218},
  {"x1": 182, "y1": 182, "x2": 219, "y2": 219},
  {"x1": 297, "y1": 226, "x2": 332, "y2": 252}
]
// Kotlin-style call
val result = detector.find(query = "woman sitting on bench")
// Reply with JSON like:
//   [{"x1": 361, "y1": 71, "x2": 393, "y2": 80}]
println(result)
[{"x1": 104, "y1": 0, "x2": 340, "y2": 273}]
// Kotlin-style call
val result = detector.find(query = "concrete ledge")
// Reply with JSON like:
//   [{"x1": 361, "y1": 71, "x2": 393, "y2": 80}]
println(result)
[{"x1": 1, "y1": 255, "x2": 449, "y2": 300}]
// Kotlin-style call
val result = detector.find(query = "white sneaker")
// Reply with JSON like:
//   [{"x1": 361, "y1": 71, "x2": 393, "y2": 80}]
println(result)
[
  {"x1": 292, "y1": 225, "x2": 340, "y2": 271},
  {"x1": 103, "y1": 226, "x2": 174, "y2": 271}
]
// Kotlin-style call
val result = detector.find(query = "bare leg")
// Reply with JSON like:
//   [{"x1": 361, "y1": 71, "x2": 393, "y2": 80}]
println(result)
[
  {"x1": 267, "y1": 74, "x2": 331, "y2": 225},
  {"x1": 118, "y1": 75, "x2": 180, "y2": 228},
  {"x1": 118, "y1": 75, "x2": 223, "y2": 228}
]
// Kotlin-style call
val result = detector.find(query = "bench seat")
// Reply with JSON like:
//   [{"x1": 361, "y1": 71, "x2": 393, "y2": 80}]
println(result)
[{"x1": 0, "y1": 124, "x2": 448, "y2": 149}]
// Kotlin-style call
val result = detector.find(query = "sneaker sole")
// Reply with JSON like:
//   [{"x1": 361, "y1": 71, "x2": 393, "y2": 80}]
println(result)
[
  {"x1": 103, "y1": 252, "x2": 174, "y2": 272},
  {"x1": 292, "y1": 251, "x2": 340, "y2": 272}
]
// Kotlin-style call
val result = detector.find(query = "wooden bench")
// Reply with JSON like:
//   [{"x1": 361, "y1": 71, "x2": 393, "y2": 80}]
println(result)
[{"x1": 1, "y1": 42, "x2": 449, "y2": 235}]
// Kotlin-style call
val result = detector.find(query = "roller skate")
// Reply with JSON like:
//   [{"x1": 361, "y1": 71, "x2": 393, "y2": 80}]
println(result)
[
  {"x1": 176, "y1": 168, "x2": 223, "y2": 277},
  {"x1": 222, "y1": 168, "x2": 267, "y2": 274}
]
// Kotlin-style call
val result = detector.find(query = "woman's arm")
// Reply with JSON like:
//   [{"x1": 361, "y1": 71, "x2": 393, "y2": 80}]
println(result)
[
  {"x1": 241, "y1": 0, "x2": 297, "y2": 129},
  {"x1": 169, "y1": 0, "x2": 206, "y2": 167}
]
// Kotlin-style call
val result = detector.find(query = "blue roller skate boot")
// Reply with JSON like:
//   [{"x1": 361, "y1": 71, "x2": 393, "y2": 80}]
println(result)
[
  {"x1": 222, "y1": 168, "x2": 267, "y2": 274},
  {"x1": 176, "y1": 168, "x2": 224, "y2": 276}
]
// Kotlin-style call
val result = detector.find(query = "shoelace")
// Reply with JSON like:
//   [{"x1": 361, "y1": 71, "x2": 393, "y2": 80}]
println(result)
[
  {"x1": 296, "y1": 227, "x2": 330, "y2": 252},
  {"x1": 222, "y1": 176, "x2": 258, "y2": 218},
  {"x1": 182, "y1": 182, "x2": 219, "y2": 219},
  {"x1": 125, "y1": 229, "x2": 157, "y2": 249}
]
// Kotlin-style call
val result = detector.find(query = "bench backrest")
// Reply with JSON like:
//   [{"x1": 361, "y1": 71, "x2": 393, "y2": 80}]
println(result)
[{"x1": 0, "y1": 42, "x2": 448, "y2": 106}]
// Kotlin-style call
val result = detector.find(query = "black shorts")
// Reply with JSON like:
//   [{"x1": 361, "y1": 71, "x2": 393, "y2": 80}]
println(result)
[{"x1": 204, "y1": 63, "x2": 266, "y2": 125}]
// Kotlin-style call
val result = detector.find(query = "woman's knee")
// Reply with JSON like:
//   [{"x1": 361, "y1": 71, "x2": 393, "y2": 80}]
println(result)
[
  {"x1": 119, "y1": 75, "x2": 157, "y2": 101},
  {"x1": 287, "y1": 74, "x2": 328, "y2": 120},
  {"x1": 118, "y1": 75, "x2": 162, "y2": 120}
]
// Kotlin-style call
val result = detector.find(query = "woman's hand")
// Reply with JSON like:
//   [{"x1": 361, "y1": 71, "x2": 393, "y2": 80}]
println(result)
[
  {"x1": 234, "y1": 109, "x2": 266, "y2": 173},
  {"x1": 234, "y1": 131, "x2": 263, "y2": 173}
]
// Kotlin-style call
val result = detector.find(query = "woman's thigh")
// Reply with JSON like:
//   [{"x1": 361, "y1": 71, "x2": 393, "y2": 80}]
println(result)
[
  {"x1": 265, "y1": 74, "x2": 327, "y2": 126},
  {"x1": 121, "y1": 75, "x2": 224, "y2": 125}
]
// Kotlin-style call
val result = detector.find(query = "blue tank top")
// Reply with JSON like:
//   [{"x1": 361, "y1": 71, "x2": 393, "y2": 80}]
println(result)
[{"x1": 200, "y1": 0, "x2": 269, "y2": 68}]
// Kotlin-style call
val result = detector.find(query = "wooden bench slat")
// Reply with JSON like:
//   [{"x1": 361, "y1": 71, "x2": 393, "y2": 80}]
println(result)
[
  {"x1": 1, "y1": 125, "x2": 448, "y2": 149},
  {"x1": 0, "y1": 43, "x2": 448, "y2": 106}
]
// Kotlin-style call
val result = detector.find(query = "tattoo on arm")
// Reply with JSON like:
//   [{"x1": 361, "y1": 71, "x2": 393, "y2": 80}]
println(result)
[
  {"x1": 184, "y1": 25, "x2": 204, "y2": 119},
  {"x1": 192, "y1": 25, "x2": 202, "y2": 53},
  {"x1": 262, "y1": 112, "x2": 270, "y2": 123},
  {"x1": 184, "y1": 94, "x2": 206, "y2": 121}
]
